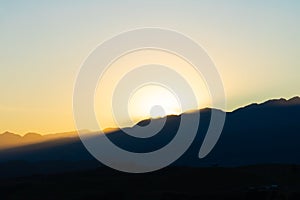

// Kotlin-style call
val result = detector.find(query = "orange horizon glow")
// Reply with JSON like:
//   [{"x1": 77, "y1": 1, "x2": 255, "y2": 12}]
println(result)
[{"x1": 1, "y1": 1, "x2": 300, "y2": 135}]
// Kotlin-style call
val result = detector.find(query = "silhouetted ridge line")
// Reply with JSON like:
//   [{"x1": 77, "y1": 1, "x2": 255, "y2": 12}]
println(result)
[{"x1": 0, "y1": 96, "x2": 298, "y2": 169}]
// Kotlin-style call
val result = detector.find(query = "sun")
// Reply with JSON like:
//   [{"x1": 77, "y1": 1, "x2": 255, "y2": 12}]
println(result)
[{"x1": 128, "y1": 84, "x2": 182, "y2": 121}]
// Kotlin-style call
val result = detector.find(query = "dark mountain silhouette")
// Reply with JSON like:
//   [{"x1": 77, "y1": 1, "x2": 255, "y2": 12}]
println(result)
[{"x1": 0, "y1": 97, "x2": 299, "y2": 177}]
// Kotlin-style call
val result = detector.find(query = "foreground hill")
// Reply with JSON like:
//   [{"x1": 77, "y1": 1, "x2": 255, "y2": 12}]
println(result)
[{"x1": 1, "y1": 164, "x2": 300, "y2": 200}]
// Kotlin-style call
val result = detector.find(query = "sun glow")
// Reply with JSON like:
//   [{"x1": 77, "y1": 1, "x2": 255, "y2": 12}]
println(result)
[
  {"x1": 94, "y1": 49, "x2": 211, "y2": 130},
  {"x1": 128, "y1": 84, "x2": 182, "y2": 121}
]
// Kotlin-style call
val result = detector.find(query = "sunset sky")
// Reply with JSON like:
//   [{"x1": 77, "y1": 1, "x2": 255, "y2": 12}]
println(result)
[{"x1": 1, "y1": 0, "x2": 299, "y2": 135}]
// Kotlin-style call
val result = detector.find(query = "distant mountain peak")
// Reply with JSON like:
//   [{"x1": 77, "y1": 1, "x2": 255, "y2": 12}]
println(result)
[
  {"x1": 263, "y1": 96, "x2": 300, "y2": 106},
  {"x1": 288, "y1": 96, "x2": 300, "y2": 104},
  {"x1": 234, "y1": 96, "x2": 300, "y2": 112},
  {"x1": 1, "y1": 131, "x2": 20, "y2": 137},
  {"x1": 262, "y1": 98, "x2": 287, "y2": 106},
  {"x1": 2, "y1": 131, "x2": 14, "y2": 135}
]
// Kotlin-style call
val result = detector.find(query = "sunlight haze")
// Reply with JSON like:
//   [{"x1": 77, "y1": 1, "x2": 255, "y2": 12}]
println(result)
[{"x1": 1, "y1": 0, "x2": 299, "y2": 135}]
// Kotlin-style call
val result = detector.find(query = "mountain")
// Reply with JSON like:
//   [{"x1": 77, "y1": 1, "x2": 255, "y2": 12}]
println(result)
[
  {"x1": 0, "y1": 132, "x2": 22, "y2": 148},
  {"x1": 0, "y1": 97, "x2": 299, "y2": 176},
  {"x1": 0, "y1": 130, "x2": 81, "y2": 149}
]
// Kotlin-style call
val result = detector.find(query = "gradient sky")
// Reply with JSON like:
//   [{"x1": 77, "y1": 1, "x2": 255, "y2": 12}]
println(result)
[{"x1": 1, "y1": 0, "x2": 299, "y2": 135}]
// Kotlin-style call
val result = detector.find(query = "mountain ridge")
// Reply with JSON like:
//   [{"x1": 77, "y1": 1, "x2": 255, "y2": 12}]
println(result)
[
  {"x1": 2, "y1": 96, "x2": 299, "y2": 137},
  {"x1": 0, "y1": 96, "x2": 299, "y2": 151},
  {"x1": 232, "y1": 96, "x2": 300, "y2": 113},
  {"x1": 0, "y1": 95, "x2": 298, "y2": 178}
]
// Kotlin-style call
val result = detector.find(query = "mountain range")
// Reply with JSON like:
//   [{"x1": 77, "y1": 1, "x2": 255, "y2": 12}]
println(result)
[{"x1": 0, "y1": 96, "x2": 299, "y2": 176}]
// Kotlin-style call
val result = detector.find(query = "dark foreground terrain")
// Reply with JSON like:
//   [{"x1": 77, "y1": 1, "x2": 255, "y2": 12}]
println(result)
[{"x1": 1, "y1": 164, "x2": 300, "y2": 200}]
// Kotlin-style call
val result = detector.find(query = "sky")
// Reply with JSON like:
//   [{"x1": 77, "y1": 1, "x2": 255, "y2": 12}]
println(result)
[{"x1": 1, "y1": 0, "x2": 300, "y2": 135}]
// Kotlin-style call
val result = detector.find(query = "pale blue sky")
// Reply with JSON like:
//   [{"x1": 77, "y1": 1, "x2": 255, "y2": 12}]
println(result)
[{"x1": 1, "y1": 0, "x2": 299, "y2": 134}]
